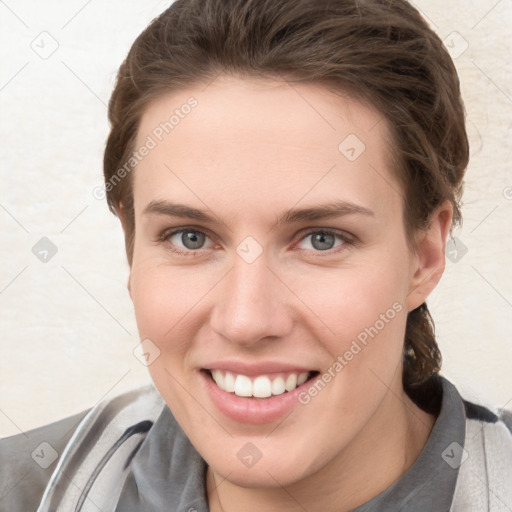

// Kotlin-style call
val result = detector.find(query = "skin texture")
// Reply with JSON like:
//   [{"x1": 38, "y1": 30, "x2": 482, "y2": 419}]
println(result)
[{"x1": 122, "y1": 76, "x2": 452, "y2": 512}]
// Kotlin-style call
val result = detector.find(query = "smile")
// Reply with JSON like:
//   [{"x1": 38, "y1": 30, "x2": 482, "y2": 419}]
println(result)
[
  {"x1": 208, "y1": 369, "x2": 317, "y2": 398},
  {"x1": 200, "y1": 363, "x2": 321, "y2": 423}
]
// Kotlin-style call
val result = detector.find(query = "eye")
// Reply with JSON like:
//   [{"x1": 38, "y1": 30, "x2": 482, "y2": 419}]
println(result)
[
  {"x1": 296, "y1": 229, "x2": 352, "y2": 253},
  {"x1": 159, "y1": 227, "x2": 215, "y2": 254},
  {"x1": 157, "y1": 226, "x2": 354, "y2": 256}
]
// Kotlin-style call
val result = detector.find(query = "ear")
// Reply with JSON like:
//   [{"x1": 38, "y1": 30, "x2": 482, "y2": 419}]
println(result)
[
  {"x1": 406, "y1": 201, "x2": 453, "y2": 312},
  {"x1": 117, "y1": 203, "x2": 133, "y2": 300}
]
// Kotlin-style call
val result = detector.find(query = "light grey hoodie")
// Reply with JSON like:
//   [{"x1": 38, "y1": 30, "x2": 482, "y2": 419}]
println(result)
[{"x1": 1, "y1": 377, "x2": 511, "y2": 512}]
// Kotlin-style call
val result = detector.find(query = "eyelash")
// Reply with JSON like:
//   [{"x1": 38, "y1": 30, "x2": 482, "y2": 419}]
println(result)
[{"x1": 156, "y1": 226, "x2": 355, "y2": 257}]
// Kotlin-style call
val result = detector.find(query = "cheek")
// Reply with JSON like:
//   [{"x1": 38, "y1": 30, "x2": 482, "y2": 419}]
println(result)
[
  {"x1": 129, "y1": 258, "x2": 223, "y2": 366},
  {"x1": 129, "y1": 262, "x2": 206, "y2": 411},
  {"x1": 288, "y1": 250, "x2": 411, "y2": 397},
  {"x1": 291, "y1": 261, "x2": 409, "y2": 430},
  {"x1": 130, "y1": 248, "x2": 203, "y2": 324},
  {"x1": 130, "y1": 266, "x2": 170, "y2": 338},
  {"x1": 291, "y1": 255, "x2": 409, "y2": 339}
]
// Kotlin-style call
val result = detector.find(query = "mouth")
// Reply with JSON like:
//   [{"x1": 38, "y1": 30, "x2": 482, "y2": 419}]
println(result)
[{"x1": 202, "y1": 369, "x2": 320, "y2": 399}]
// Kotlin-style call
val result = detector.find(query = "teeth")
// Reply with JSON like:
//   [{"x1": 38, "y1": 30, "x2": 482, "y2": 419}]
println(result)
[
  {"x1": 285, "y1": 374, "x2": 297, "y2": 392},
  {"x1": 271, "y1": 376, "x2": 286, "y2": 396},
  {"x1": 297, "y1": 372, "x2": 308, "y2": 386},
  {"x1": 253, "y1": 376, "x2": 272, "y2": 398},
  {"x1": 212, "y1": 370, "x2": 224, "y2": 389},
  {"x1": 224, "y1": 371, "x2": 236, "y2": 392},
  {"x1": 234, "y1": 375, "x2": 253, "y2": 397},
  {"x1": 210, "y1": 370, "x2": 311, "y2": 398}
]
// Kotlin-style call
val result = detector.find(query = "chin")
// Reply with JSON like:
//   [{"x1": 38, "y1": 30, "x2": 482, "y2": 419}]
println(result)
[{"x1": 202, "y1": 433, "x2": 327, "y2": 489}]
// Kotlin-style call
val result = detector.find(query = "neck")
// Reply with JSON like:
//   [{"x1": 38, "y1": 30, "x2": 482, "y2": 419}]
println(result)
[{"x1": 206, "y1": 387, "x2": 435, "y2": 512}]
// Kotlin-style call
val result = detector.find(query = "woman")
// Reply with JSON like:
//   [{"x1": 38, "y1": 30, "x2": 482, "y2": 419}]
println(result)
[{"x1": 1, "y1": 0, "x2": 511, "y2": 510}]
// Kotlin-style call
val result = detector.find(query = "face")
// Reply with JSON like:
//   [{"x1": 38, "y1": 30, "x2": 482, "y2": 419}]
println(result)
[{"x1": 127, "y1": 76, "x2": 443, "y2": 488}]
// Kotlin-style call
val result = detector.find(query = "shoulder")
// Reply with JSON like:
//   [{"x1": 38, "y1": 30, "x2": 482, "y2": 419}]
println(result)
[
  {"x1": 451, "y1": 397, "x2": 512, "y2": 511},
  {"x1": 0, "y1": 384, "x2": 164, "y2": 512},
  {"x1": 0, "y1": 409, "x2": 90, "y2": 512}
]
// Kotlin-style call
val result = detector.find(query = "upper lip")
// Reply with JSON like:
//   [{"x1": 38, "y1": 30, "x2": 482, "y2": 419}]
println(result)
[{"x1": 202, "y1": 360, "x2": 317, "y2": 376}]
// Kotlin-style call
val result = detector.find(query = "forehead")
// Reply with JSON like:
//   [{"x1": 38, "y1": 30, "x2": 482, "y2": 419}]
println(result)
[{"x1": 133, "y1": 76, "x2": 402, "y2": 222}]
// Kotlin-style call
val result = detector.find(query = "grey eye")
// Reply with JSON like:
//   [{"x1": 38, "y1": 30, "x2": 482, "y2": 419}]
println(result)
[
  {"x1": 310, "y1": 232, "x2": 336, "y2": 251},
  {"x1": 182, "y1": 230, "x2": 206, "y2": 249},
  {"x1": 171, "y1": 230, "x2": 207, "y2": 250},
  {"x1": 296, "y1": 230, "x2": 347, "y2": 252}
]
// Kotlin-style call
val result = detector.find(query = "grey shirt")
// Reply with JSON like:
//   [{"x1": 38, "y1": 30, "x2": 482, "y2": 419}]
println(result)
[
  {"x1": 0, "y1": 377, "x2": 501, "y2": 511},
  {"x1": 113, "y1": 376, "x2": 464, "y2": 512}
]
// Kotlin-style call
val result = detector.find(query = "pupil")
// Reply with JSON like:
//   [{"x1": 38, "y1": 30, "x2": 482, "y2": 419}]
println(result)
[
  {"x1": 182, "y1": 231, "x2": 205, "y2": 249},
  {"x1": 312, "y1": 233, "x2": 334, "y2": 251}
]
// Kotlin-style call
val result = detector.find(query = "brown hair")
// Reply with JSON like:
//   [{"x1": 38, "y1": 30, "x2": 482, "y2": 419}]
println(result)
[{"x1": 103, "y1": 0, "x2": 469, "y2": 397}]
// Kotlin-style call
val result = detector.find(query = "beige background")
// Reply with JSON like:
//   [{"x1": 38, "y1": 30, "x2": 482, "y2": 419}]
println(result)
[{"x1": 0, "y1": 0, "x2": 511, "y2": 438}]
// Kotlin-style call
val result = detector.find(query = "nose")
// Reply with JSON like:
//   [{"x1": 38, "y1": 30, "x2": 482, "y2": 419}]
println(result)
[{"x1": 210, "y1": 253, "x2": 293, "y2": 348}]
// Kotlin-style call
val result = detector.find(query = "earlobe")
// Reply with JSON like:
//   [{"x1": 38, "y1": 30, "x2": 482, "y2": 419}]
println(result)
[{"x1": 407, "y1": 201, "x2": 453, "y2": 311}]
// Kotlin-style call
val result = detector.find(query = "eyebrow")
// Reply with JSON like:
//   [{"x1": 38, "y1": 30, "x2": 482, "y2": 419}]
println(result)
[
  {"x1": 142, "y1": 199, "x2": 374, "y2": 227},
  {"x1": 276, "y1": 200, "x2": 374, "y2": 225}
]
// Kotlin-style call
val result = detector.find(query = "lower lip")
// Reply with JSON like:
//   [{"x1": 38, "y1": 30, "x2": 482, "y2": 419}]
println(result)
[{"x1": 200, "y1": 370, "x2": 316, "y2": 424}]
